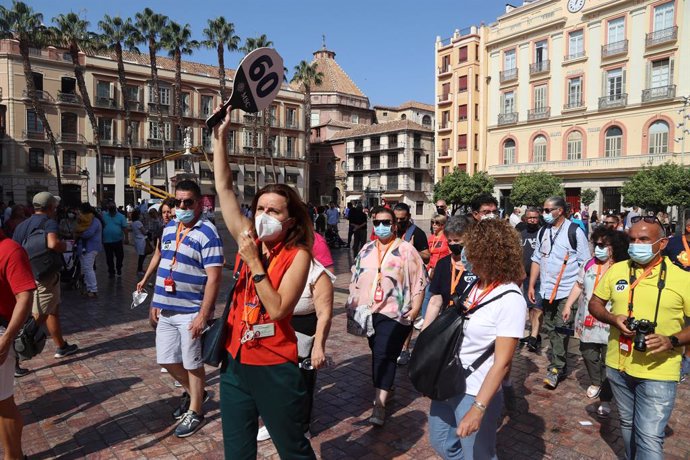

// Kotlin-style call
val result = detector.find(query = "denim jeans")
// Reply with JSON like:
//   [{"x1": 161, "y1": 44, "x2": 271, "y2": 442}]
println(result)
[
  {"x1": 428, "y1": 391, "x2": 503, "y2": 460},
  {"x1": 80, "y1": 250, "x2": 98, "y2": 293},
  {"x1": 606, "y1": 367, "x2": 677, "y2": 460},
  {"x1": 420, "y1": 285, "x2": 433, "y2": 318}
]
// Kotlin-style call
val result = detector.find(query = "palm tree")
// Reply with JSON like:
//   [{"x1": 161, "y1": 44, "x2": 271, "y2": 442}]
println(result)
[
  {"x1": 291, "y1": 61, "x2": 324, "y2": 166},
  {"x1": 134, "y1": 8, "x2": 169, "y2": 189},
  {"x1": 98, "y1": 14, "x2": 140, "y2": 206},
  {"x1": 0, "y1": 1, "x2": 62, "y2": 195},
  {"x1": 201, "y1": 17, "x2": 239, "y2": 101},
  {"x1": 161, "y1": 21, "x2": 198, "y2": 151}
]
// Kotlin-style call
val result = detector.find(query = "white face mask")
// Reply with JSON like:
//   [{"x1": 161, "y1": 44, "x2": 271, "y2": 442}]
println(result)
[{"x1": 255, "y1": 212, "x2": 286, "y2": 242}]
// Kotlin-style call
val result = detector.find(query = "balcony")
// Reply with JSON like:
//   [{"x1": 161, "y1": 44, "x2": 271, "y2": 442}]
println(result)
[
  {"x1": 58, "y1": 133, "x2": 86, "y2": 144},
  {"x1": 437, "y1": 149, "x2": 451, "y2": 158},
  {"x1": 564, "y1": 50, "x2": 585, "y2": 62},
  {"x1": 57, "y1": 91, "x2": 82, "y2": 105},
  {"x1": 498, "y1": 112, "x2": 518, "y2": 126},
  {"x1": 28, "y1": 163, "x2": 47, "y2": 173},
  {"x1": 645, "y1": 27, "x2": 677, "y2": 48},
  {"x1": 148, "y1": 103, "x2": 170, "y2": 115},
  {"x1": 437, "y1": 93, "x2": 452, "y2": 105},
  {"x1": 437, "y1": 65, "x2": 452, "y2": 76},
  {"x1": 126, "y1": 100, "x2": 146, "y2": 112},
  {"x1": 529, "y1": 60, "x2": 550, "y2": 76},
  {"x1": 527, "y1": 107, "x2": 550, "y2": 121},
  {"x1": 499, "y1": 68, "x2": 518, "y2": 83},
  {"x1": 23, "y1": 130, "x2": 47, "y2": 140},
  {"x1": 642, "y1": 85, "x2": 676, "y2": 103},
  {"x1": 598, "y1": 93, "x2": 628, "y2": 110},
  {"x1": 601, "y1": 40, "x2": 628, "y2": 59},
  {"x1": 285, "y1": 120, "x2": 299, "y2": 130},
  {"x1": 563, "y1": 98, "x2": 585, "y2": 111},
  {"x1": 22, "y1": 89, "x2": 54, "y2": 102},
  {"x1": 99, "y1": 138, "x2": 118, "y2": 146},
  {"x1": 95, "y1": 97, "x2": 118, "y2": 109},
  {"x1": 438, "y1": 123, "x2": 452, "y2": 132}
]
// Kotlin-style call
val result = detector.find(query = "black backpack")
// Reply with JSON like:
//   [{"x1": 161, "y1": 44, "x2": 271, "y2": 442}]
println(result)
[
  {"x1": 20, "y1": 217, "x2": 63, "y2": 279},
  {"x1": 408, "y1": 282, "x2": 521, "y2": 401},
  {"x1": 537, "y1": 221, "x2": 581, "y2": 253}
]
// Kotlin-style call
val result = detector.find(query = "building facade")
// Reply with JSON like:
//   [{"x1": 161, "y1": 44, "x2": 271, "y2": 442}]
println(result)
[
  {"x1": 484, "y1": 0, "x2": 688, "y2": 213},
  {"x1": 374, "y1": 101, "x2": 435, "y2": 127},
  {"x1": 337, "y1": 119, "x2": 435, "y2": 219},
  {"x1": 0, "y1": 39, "x2": 308, "y2": 207}
]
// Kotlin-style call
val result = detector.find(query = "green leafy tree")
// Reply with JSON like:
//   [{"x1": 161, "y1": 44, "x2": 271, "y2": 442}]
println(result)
[
  {"x1": 581, "y1": 188, "x2": 597, "y2": 207},
  {"x1": 621, "y1": 163, "x2": 690, "y2": 213},
  {"x1": 433, "y1": 169, "x2": 494, "y2": 210},
  {"x1": 510, "y1": 171, "x2": 564, "y2": 207},
  {"x1": 201, "y1": 17, "x2": 240, "y2": 101}
]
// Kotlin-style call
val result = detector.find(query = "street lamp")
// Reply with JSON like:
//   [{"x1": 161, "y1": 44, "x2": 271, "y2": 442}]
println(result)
[{"x1": 79, "y1": 168, "x2": 90, "y2": 204}]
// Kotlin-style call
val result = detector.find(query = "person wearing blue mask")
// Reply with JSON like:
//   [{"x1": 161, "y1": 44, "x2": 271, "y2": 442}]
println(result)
[
  {"x1": 528, "y1": 196, "x2": 589, "y2": 389},
  {"x1": 589, "y1": 216, "x2": 690, "y2": 460}
]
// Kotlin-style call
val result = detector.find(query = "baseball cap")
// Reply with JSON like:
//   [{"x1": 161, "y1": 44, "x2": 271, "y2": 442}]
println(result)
[{"x1": 33, "y1": 191, "x2": 61, "y2": 208}]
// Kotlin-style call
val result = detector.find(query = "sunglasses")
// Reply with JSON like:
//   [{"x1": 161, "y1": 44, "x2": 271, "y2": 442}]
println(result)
[
  {"x1": 604, "y1": 220, "x2": 618, "y2": 225},
  {"x1": 542, "y1": 207, "x2": 559, "y2": 213},
  {"x1": 594, "y1": 242, "x2": 608, "y2": 249},
  {"x1": 432, "y1": 221, "x2": 444, "y2": 226},
  {"x1": 173, "y1": 198, "x2": 196, "y2": 208},
  {"x1": 373, "y1": 219, "x2": 392, "y2": 227},
  {"x1": 630, "y1": 216, "x2": 663, "y2": 227}
]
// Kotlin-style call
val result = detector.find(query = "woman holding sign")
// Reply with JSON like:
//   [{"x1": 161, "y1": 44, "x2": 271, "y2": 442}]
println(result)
[{"x1": 212, "y1": 101, "x2": 315, "y2": 459}]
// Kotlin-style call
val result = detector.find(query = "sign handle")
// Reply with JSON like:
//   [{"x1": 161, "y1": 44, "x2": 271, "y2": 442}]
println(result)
[{"x1": 206, "y1": 99, "x2": 232, "y2": 129}]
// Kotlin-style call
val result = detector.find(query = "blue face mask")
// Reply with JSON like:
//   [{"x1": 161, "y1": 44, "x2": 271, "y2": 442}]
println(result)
[
  {"x1": 374, "y1": 223, "x2": 393, "y2": 239},
  {"x1": 176, "y1": 208, "x2": 196, "y2": 224},
  {"x1": 628, "y1": 241, "x2": 660, "y2": 264},
  {"x1": 460, "y1": 247, "x2": 473, "y2": 272},
  {"x1": 543, "y1": 212, "x2": 556, "y2": 225},
  {"x1": 594, "y1": 245, "x2": 610, "y2": 262}
]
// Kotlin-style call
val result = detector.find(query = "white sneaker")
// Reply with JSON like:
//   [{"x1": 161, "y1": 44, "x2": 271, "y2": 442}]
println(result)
[
  {"x1": 257, "y1": 425, "x2": 271, "y2": 441},
  {"x1": 160, "y1": 368, "x2": 169, "y2": 373},
  {"x1": 586, "y1": 385, "x2": 601, "y2": 399}
]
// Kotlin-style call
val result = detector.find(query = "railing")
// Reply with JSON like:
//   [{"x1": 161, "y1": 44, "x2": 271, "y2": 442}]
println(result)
[
  {"x1": 529, "y1": 60, "x2": 550, "y2": 75},
  {"x1": 285, "y1": 121, "x2": 299, "y2": 129},
  {"x1": 58, "y1": 133, "x2": 86, "y2": 143},
  {"x1": 488, "y1": 152, "x2": 677, "y2": 176},
  {"x1": 437, "y1": 65, "x2": 452, "y2": 75},
  {"x1": 126, "y1": 100, "x2": 146, "y2": 112},
  {"x1": 63, "y1": 166, "x2": 79, "y2": 175},
  {"x1": 527, "y1": 107, "x2": 550, "y2": 121},
  {"x1": 438, "y1": 149, "x2": 450, "y2": 157},
  {"x1": 602, "y1": 40, "x2": 628, "y2": 58},
  {"x1": 645, "y1": 26, "x2": 677, "y2": 47},
  {"x1": 500, "y1": 68, "x2": 518, "y2": 83},
  {"x1": 23, "y1": 129, "x2": 46, "y2": 140},
  {"x1": 498, "y1": 112, "x2": 518, "y2": 125},
  {"x1": 148, "y1": 103, "x2": 170, "y2": 115},
  {"x1": 439, "y1": 123, "x2": 451, "y2": 131},
  {"x1": 57, "y1": 91, "x2": 81, "y2": 104},
  {"x1": 565, "y1": 50, "x2": 585, "y2": 61},
  {"x1": 95, "y1": 97, "x2": 118, "y2": 109},
  {"x1": 438, "y1": 93, "x2": 451, "y2": 103},
  {"x1": 642, "y1": 85, "x2": 676, "y2": 103},
  {"x1": 563, "y1": 99, "x2": 584, "y2": 110},
  {"x1": 22, "y1": 89, "x2": 54, "y2": 102},
  {"x1": 99, "y1": 138, "x2": 117, "y2": 146},
  {"x1": 28, "y1": 163, "x2": 46, "y2": 173},
  {"x1": 353, "y1": 162, "x2": 364, "y2": 170},
  {"x1": 598, "y1": 93, "x2": 628, "y2": 110}
]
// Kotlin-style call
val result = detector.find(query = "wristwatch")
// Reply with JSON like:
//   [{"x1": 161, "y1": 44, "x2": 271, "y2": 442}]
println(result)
[
  {"x1": 252, "y1": 273, "x2": 267, "y2": 283},
  {"x1": 670, "y1": 335, "x2": 681, "y2": 348}
]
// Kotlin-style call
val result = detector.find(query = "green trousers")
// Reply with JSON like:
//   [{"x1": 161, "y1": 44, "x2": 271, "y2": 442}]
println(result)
[
  {"x1": 542, "y1": 297, "x2": 574, "y2": 372},
  {"x1": 220, "y1": 352, "x2": 316, "y2": 460}
]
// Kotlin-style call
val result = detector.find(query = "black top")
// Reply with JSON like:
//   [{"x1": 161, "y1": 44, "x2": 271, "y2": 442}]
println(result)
[
  {"x1": 520, "y1": 225, "x2": 541, "y2": 276},
  {"x1": 429, "y1": 254, "x2": 477, "y2": 305},
  {"x1": 663, "y1": 235, "x2": 690, "y2": 272},
  {"x1": 400, "y1": 224, "x2": 429, "y2": 253},
  {"x1": 348, "y1": 207, "x2": 367, "y2": 226}
]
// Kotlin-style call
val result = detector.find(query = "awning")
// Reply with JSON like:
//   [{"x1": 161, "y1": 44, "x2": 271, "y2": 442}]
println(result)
[
  {"x1": 244, "y1": 164, "x2": 264, "y2": 173},
  {"x1": 285, "y1": 166, "x2": 301, "y2": 175},
  {"x1": 382, "y1": 193, "x2": 403, "y2": 200},
  {"x1": 230, "y1": 164, "x2": 240, "y2": 172},
  {"x1": 346, "y1": 195, "x2": 363, "y2": 202}
]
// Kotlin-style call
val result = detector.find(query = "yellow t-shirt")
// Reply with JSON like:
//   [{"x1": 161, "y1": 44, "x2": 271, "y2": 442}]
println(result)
[{"x1": 593, "y1": 257, "x2": 690, "y2": 381}]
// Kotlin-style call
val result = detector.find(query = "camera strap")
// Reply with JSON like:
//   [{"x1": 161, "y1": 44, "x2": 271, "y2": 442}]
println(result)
[{"x1": 627, "y1": 258, "x2": 667, "y2": 324}]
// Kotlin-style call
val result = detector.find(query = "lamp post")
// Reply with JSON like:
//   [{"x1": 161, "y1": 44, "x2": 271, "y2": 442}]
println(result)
[{"x1": 79, "y1": 168, "x2": 90, "y2": 205}]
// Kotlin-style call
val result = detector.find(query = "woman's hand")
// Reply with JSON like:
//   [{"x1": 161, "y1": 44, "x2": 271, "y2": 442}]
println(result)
[
  {"x1": 457, "y1": 405, "x2": 484, "y2": 438},
  {"x1": 136, "y1": 279, "x2": 146, "y2": 293},
  {"x1": 561, "y1": 306, "x2": 572, "y2": 322},
  {"x1": 310, "y1": 343, "x2": 326, "y2": 369},
  {"x1": 237, "y1": 231, "x2": 261, "y2": 272},
  {"x1": 212, "y1": 105, "x2": 232, "y2": 140}
]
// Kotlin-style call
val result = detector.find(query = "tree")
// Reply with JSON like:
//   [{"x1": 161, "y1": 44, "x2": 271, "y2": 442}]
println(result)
[
  {"x1": 433, "y1": 169, "x2": 495, "y2": 210},
  {"x1": 0, "y1": 1, "x2": 62, "y2": 195},
  {"x1": 291, "y1": 60, "x2": 324, "y2": 167},
  {"x1": 581, "y1": 188, "x2": 597, "y2": 207},
  {"x1": 509, "y1": 171, "x2": 564, "y2": 207},
  {"x1": 98, "y1": 14, "x2": 140, "y2": 207},
  {"x1": 201, "y1": 17, "x2": 239, "y2": 101},
  {"x1": 134, "y1": 8, "x2": 169, "y2": 191},
  {"x1": 621, "y1": 163, "x2": 690, "y2": 213},
  {"x1": 52, "y1": 12, "x2": 105, "y2": 204}
]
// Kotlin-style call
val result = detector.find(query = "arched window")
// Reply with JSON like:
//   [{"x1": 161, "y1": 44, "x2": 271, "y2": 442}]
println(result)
[
  {"x1": 400, "y1": 114, "x2": 407, "y2": 120},
  {"x1": 422, "y1": 115, "x2": 431, "y2": 126},
  {"x1": 566, "y1": 131, "x2": 582, "y2": 160},
  {"x1": 503, "y1": 139, "x2": 516, "y2": 165},
  {"x1": 648, "y1": 121, "x2": 669, "y2": 155},
  {"x1": 604, "y1": 126, "x2": 623, "y2": 157},
  {"x1": 532, "y1": 135, "x2": 547, "y2": 163}
]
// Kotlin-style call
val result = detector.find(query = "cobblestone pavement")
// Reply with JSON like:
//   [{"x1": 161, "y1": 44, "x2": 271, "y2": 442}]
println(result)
[{"x1": 6, "y1": 221, "x2": 690, "y2": 459}]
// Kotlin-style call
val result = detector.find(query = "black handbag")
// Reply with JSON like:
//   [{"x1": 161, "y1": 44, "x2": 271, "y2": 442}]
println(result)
[
  {"x1": 408, "y1": 283, "x2": 520, "y2": 401},
  {"x1": 201, "y1": 261, "x2": 243, "y2": 367}
]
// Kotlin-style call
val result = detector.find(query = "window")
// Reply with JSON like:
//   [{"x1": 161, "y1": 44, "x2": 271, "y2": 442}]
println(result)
[
  {"x1": 96, "y1": 81, "x2": 111, "y2": 101},
  {"x1": 458, "y1": 134, "x2": 467, "y2": 150},
  {"x1": 650, "y1": 58, "x2": 670, "y2": 88},
  {"x1": 387, "y1": 172, "x2": 398, "y2": 190},
  {"x1": 352, "y1": 113, "x2": 359, "y2": 124},
  {"x1": 400, "y1": 114, "x2": 407, "y2": 120},
  {"x1": 201, "y1": 95, "x2": 214, "y2": 116},
  {"x1": 459, "y1": 46, "x2": 468, "y2": 63},
  {"x1": 568, "y1": 30, "x2": 584, "y2": 59},
  {"x1": 648, "y1": 121, "x2": 669, "y2": 155},
  {"x1": 243, "y1": 129, "x2": 262, "y2": 149},
  {"x1": 605, "y1": 126, "x2": 623, "y2": 157},
  {"x1": 101, "y1": 155, "x2": 114, "y2": 176},
  {"x1": 567, "y1": 131, "x2": 583, "y2": 160},
  {"x1": 370, "y1": 155, "x2": 380, "y2": 169},
  {"x1": 126, "y1": 85, "x2": 140, "y2": 102},
  {"x1": 29, "y1": 148, "x2": 44, "y2": 172},
  {"x1": 607, "y1": 17, "x2": 625, "y2": 45},
  {"x1": 286, "y1": 137, "x2": 295, "y2": 157},
  {"x1": 458, "y1": 75, "x2": 468, "y2": 92},
  {"x1": 202, "y1": 128, "x2": 212, "y2": 150},
  {"x1": 63, "y1": 150, "x2": 77, "y2": 174},
  {"x1": 502, "y1": 92, "x2": 515, "y2": 114},
  {"x1": 567, "y1": 77, "x2": 583, "y2": 107},
  {"x1": 286, "y1": 108, "x2": 297, "y2": 127},
  {"x1": 458, "y1": 104, "x2": 468, "y2": 120},
  {"x1": 26, "y1": 110, "x2": 43, "y2": 132},
  {"x1": 286, "y1": 173, "x2": 298, "y2": 186},
  {"x1": 310, "y1": 111, "x2": 320, "y2": 126},
  {"x1": 422, "y1": 115, "x2": 431, "y2": 127},
  {"x1": 504, "y1": 49, "x2": 516, "y2": 70},
  {"x1": 149, "y1": 121, "x2": 171, "y2": 140},
  {"x1": 653, "y1": 2, "x2": 674, "y2": 32},
  {"x1": 441, "y1": 55, "x2": 450, "y2": 72},
  {"x1": 503, "y1": 139, "x2": 516, "y2": 164},
  {"x1": 606, "y1": 68, "x2": 624, "y2": 100},
  {"x1": 441, "y1": 166, "x2": 450, "y2": 177},
  {"x1": 533, "y1": 85, "x2": 547, "y2": 110},
  {"x1": 124, "y1": 157, "x2": 141, "y2": 178},
  {"x1": 149, "y1": 87, "x2": 171, "y2": 106},
  {"x1": 535, "y1": 40, "x2": 548, "y2": 64},
  {"x1": 151, "y1": 161, "x2": 165, "y2": 178},
  {"x1": 61, "y1": 113, "x2": 77, "y2": 135},
  {"x1": 244, "y1": 185, "x2": 256, "y2": 198},
  {"x1": 98, "y1": 118, "x2": 113, "y2": 140},
  {"x1": 32, "y1": 72, "x2": 43, "y2": 91},
  {"x1": 414, "y1": 172, "x2": 423, "y2": 191},
  {"x1": 353, "y1": 176, "x2": 363, "y2": 191},
  {"x1": 532, "y1": 136, "x2": 547, "y2": 162},
  {"x1": 441, "y1": 82, "x2": 450, "y2": 99},
  {"x1": 474, "y1": 103, "x2": 479, "y2": 120},
  {"x1": 416, "y1": 201, "x2": 424, "y2": 215},
  {"x1": 128, "y1": 121, "x2": 140, "y2": 142},
  {"x1": 474, "y1": 133, "x2": 479, "y2": 150},
  {"x1": 387, "y1": 153, "x2": 398, "y2": 168}
]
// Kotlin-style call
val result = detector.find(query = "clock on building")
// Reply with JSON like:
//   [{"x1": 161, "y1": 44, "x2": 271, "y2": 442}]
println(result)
[{"x1": 567, "y1": 0, "x2": 585, "y2": 13}]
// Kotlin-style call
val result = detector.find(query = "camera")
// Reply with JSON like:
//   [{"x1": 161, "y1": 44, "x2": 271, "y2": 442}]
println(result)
[{"x1": 624, "y1": 317, "x2": 656, "y2": 352}]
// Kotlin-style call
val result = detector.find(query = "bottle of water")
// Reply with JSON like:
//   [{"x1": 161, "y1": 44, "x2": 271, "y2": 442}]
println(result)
[{"x1": 299, "y1": 356, "x2": 334, "y2": 370}]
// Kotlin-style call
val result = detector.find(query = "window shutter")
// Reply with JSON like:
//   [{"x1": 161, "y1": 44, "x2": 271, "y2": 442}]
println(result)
[
  {"x1": 602, "y1": 72, "x2": 607, "y2": 96},
  {"x1": 669, "y1": 58, "x2": 675, "y2": 85},
  {"x1": 645, "y1": 62, "x2": 651, "y2": 89},
  {"x1": 500, "y1": 93, "x2": 505, "y2": 114},
  {"x1": 622, "y1": 69, "x2": 627, "y2": 94}
]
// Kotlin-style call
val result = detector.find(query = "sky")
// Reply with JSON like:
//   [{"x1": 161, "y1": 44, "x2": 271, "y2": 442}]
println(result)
[{"x1": 24, "y1": 0, "x2": 509, "y2": 107}]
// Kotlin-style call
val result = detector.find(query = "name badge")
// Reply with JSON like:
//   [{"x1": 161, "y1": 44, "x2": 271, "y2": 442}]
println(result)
[
  {"x1": 619, "y1": 335, "x2": 632, "y2": 353},
  {"x1": 164, "y1": 278, "x2": 176, "y2": 293},
  {"x1": 252, "y1": 323, "x2": 275, "y2": 338}
]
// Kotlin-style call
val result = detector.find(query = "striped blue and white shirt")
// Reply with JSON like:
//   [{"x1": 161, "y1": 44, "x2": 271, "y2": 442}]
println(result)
[{"x1": 152, "y1": 218, "x2": 224, "y2": 313}]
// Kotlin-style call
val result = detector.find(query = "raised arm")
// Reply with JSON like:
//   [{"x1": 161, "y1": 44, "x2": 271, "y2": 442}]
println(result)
[{"x1": 211, "y1": 107, "x2": 252, "y2": 242}]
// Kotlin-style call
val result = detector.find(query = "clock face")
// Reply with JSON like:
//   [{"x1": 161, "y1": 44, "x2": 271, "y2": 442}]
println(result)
[{"x1": 568, "y1": 0, "x2": 585, "y2": 13}]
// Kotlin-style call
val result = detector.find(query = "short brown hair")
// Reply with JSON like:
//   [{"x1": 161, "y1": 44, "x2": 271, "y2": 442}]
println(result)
[
  {"x1": 465, "y1": 219, "x2": 525, "y2": 285},
  {"x1": 251, "y1": 184, "x2": 313, "y2": 251},
  {"x1": 432, "y1": 214, "x2": 448, "y2": 226}
]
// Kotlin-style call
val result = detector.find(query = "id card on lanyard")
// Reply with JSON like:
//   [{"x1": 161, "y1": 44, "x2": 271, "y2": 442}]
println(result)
[
  {"x1": 240, "y1": 244, "x2": 282, "y2": 344},
  {"x1": 372, "y1": 239, "x2": 399, "y2": 303}
]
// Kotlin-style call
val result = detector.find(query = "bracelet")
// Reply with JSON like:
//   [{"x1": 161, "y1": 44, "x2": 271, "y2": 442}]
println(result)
[{"x1": 472, "y1": 401, "x2": 487, "y2": 413}]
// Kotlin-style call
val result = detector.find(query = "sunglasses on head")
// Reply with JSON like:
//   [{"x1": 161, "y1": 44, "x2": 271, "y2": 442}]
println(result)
[
  {"x1": 373, "y1": 219, "x2": 392, "y2": 227},
  {"x1": 630, "y1": 215, "x2": 663, "y2": 227},
  {"x1": 173, "y1": 198, "x2": 196, "y2": 208}
]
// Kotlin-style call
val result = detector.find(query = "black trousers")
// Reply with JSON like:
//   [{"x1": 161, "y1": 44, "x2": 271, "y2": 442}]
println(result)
[
  {"x1": 367, "y1": 313, "x2": 412, "y2": 390},
  {"x1": 292, "y1": 313, "x2": 318, "y2": 428},
  {"x1": 103, "y1": 241, "x2": 124, "y2": 274},
  {"x1": 352, "y1": 228, "x2": 368, "y2": 257}
]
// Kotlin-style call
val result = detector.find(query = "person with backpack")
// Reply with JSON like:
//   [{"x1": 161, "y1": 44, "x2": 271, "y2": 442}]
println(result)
[
  {"x1": 12, "y1": 192, "x2": 79, "y2": 374},
  {"x1": 425, "y1": 218, "x2": 527, "y2": 459},
  {"x1": 528, "y1": 196, "x2": 589, "y2": 389}
]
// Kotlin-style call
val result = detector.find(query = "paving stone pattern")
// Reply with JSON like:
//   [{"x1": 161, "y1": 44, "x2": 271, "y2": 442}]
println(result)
[{"x1": 6, "y1": 221, "x2": 690, "y2": 459}]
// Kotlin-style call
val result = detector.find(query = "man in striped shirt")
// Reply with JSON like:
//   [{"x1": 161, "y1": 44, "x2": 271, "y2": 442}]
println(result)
[{"x1": 150, "y1": 180, "x2": 223, "y2": 438}]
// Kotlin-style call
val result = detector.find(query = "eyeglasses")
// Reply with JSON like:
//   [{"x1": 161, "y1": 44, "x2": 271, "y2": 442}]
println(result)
[
  {"x1": 630, "y1": 215, "x2": 663, "y2": 227},
  {"x1": 542, "y1": 207, "x2": 559, "y2": 213},
  {"x1": 432, "y1": 221, "x2": 444, "y2": 226},
  {"x1": 594, "y1": 242, "x2": 608, "y2": 249},
  {"x1": 476, "y1": 209, "x2": 497, "y2": 215},
  {"x1": 373, "y1": 219, "x2": 392, "y2": 226},
  {"x1": 525, "y1": 216, "x2": 540, "y2": 221},
  {"x1": 604, "y1": 220, "x2": 618, "y2": 225},
  {"x1": 173, "y1": 198, "x2": 196, "y2": 208}
]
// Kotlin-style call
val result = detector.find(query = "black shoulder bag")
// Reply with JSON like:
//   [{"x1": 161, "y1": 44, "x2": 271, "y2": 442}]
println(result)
[
  {"x1": 201, "y1": 261, "x2": 243, "y2": 367},
  {"x1": 409, "y1": 282, "x2": 521, "y2": 401}
]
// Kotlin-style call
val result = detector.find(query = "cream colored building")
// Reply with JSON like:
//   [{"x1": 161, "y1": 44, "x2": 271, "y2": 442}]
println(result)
[
  {"x1": 485, "y1": 0, "x2": 688, "y2": 213},
  {"x1": 374, "y1": 101, "x2": 434, "y2": 127},
  {"x1": 0, "y1": 39, "x2": 308, "y2": 207},
  {"x1": 434, "y1": 25, "x2": 487, "y2": 182}
]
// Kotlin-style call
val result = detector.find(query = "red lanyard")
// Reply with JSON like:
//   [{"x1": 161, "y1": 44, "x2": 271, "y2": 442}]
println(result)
[
  {"x1": 170, "y1": 223, "x2": 192, "y2": 271},
  {"x1": 375, "y1": 239, "x2": 398, "y2": 285},
  {"x1": 242, "y1": 243, "x2": 282, "y2": 325},
  {"x1": 450, "y1": 263, "x2": 464, "y2": 296},
  {"x1": 593, "y1": 264, "x2": 603, "y2": 291},
  {"x1": 465, "y1": 281, "x2": 500, "y2": 311},
  {"x1": 627, "y1": 258, "x2": 662, "y2": 317}
]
